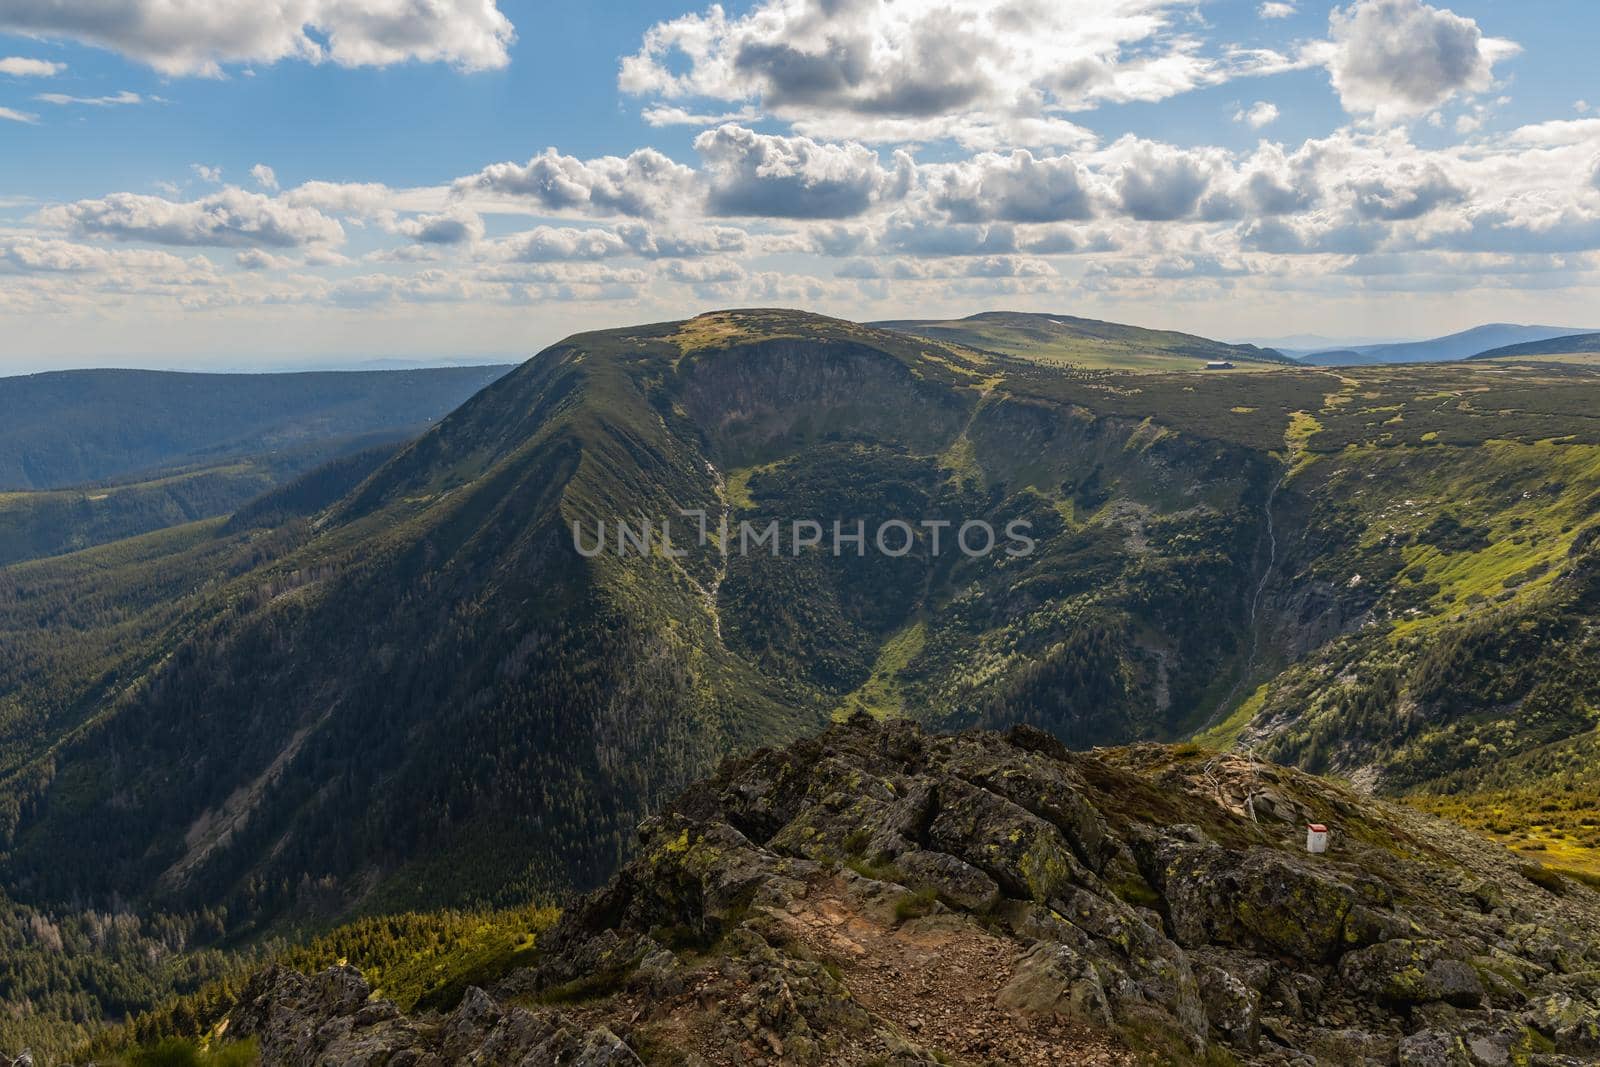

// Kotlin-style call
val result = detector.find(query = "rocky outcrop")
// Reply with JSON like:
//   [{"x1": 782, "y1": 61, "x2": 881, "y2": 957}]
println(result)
[{"x1": 219, "y1": 716, "x2": 1600, "y2": 1065}]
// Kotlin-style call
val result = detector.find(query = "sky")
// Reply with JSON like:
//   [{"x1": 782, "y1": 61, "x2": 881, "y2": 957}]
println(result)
[{"x1": 1, "y1": 0, "x2": 1598, "y2": 371}]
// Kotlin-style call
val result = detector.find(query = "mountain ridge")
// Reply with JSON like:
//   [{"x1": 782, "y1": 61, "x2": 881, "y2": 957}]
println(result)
[{"x1": 1299, "y1": 323, "x2": 1598, "y2": 366}]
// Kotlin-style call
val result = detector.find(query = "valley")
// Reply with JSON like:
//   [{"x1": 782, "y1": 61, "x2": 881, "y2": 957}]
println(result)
[{"x1": 4, "y1": 310, "x2": 1600, "y2": 1061}]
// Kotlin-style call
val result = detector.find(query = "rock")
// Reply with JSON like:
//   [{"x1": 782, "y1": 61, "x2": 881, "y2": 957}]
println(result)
[
  {"x1": 926, "y1": 779, "x2": 1092, "y2": 902},
  {"x1": 997, "y1": 941, "x2": 1114, "y2": 1027},
  {"x1": 1153, "y1": 840, "x2": 1357, "y2": 962},
  {"x1": 1304, "y1": 1027, "x2": 1396, "y2": 1065},
  {"x1": 1340, "y1": 940, "x2": 1485, "y2": 1007},
  {"x1": 1398, "y1": 1028, "x2": 1475, "y2": 1066},
  {"x1": 206, "y1": 716, "x2": 1600, "y2": 1066},
  {"x1": 1526, "y1": 992, "x2": 1600, "y2": 1052},
  {"x1": 1195, "y1": 962, "x2": 1260, "y2": 1049},
  {"x1": 895, "y1": 849, "x2": 1001, "y2": 912}
]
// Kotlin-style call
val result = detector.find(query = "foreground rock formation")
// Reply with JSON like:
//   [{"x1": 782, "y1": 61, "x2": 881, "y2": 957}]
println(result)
[{"x1": 226, "y1": 716, "x2": 1600, "y2": 1065}]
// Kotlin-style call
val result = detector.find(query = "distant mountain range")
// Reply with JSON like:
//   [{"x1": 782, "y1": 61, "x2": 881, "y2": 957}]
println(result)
[
  {"x1": 0, "y1": 365, "x2": 512, "y2": 491},
  {"x1": 1296, "y1": 323, "x2": 1600, "y2": 366}
]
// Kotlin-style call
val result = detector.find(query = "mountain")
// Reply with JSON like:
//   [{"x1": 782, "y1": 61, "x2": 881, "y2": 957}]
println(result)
[
  {"x1": 0, "y1": 436, "x2": 408, "y2": 567},
  {"x1": 875, "y1": 310, "x2": 1294, "y2": 371},
  {"x1": 1300, "y1": 324, "x2": 1598, "y2": 366},
  {"x1": 1468, "y1": 331, "x2": 1600, "y2": 361},
  {"x1": 10, "y1": 309, "x2": 1600, "y2": 1055},
  {"x1": 0, "y1": 365, "x2": 512, "y2": 491},
  {"x1": 89, "y1": 716, "x2": 1600, "y2": 1066}
]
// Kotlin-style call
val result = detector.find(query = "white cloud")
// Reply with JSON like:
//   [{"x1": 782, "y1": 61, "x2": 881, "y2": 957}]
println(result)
[
  {"x1": 0, "y1": 0, "x2": 515, "y2": 76},
  {"x1": 926, "y1": 150, "x2": 1095, "y2": 223},
  {"x1": 34, "y1": 89, "x2": 145, "y2": 106},
  {"x1": 1348, "y1": 161, "x2": 1466, "y2": 220},
  {"x1": 43, "y1": 188, "x2": 345, "y2": 248},
  {"x1": 695, "y1": 125, "x2": 911, "y2": 219},
  {"x1": 1325, "y1": 0, "x2": 1519, "y2": 120},
  {"x1": 386, "y1": 207, "x2": 485, "y2": 246},
  {"x1": 1109, "y1": 139, "x2": 1224, "y2": 221},
  {"x1": 0, "y1": 236, "x2": 207, "y2": 275},
  {"x1": 0, "y1": 56, "x2": 64, "y2": 76},
  {"x1": 191, "y1": 163, "x2": 223, "y2": 183},
  {"x1": 1259, "y1": 2, "x2": 1296, "y2": 17},
  {"x1": 0, "y1": 106, "x2": 38, "y2": 124},
  {"x1": 621, "y1": 0, "x2": 1302, "y2": 147},
  {"x1": 281, "y1": 181, "x2": 396, "y2": 217},
  {"x1": 250, "y1": 164, "x2": 278, "y2": 191},
  {"x1": 1234, "y1": 101, "x2": 1280, "y2": 128},
  {"x1": 235, "y1": 248, "x2": 294, "y2": 271},
  {"x1": 452, "y1": 147, "x2": 698, "y2": 219}
]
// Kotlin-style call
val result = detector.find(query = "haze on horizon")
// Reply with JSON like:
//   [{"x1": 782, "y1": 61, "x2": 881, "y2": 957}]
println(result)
[{"x1": 2, "y1": 0, "x2": 1599, "y2": 371}]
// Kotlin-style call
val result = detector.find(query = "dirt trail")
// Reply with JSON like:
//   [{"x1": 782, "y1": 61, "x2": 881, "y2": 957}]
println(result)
[{"x1": 780, "y1": 887, "x2": 1131, "y2": 1066}]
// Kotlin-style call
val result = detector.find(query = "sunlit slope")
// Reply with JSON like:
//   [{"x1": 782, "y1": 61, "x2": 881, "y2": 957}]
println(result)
[
  {"x1": 0, "y1": 310, "x2": 1291, "y2": 932},
  {"x1": 877, "y1": 310, "x2": 1294, "y2": 372},
  {"x1": 11, "y1": 311, "x2": 1600, "y2": 939},
  {"x1": 1469, "y1": 331, "x2": 1600, "y2": 362},
  {"x1": 1196, "y1": 361, "x2": 1600, "y2": 823}
]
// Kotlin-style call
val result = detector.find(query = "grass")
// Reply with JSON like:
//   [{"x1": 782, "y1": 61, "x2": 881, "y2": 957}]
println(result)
[
  {"x1": 833, "y1": 620, "x2": 928, "y2": 721},
  {"x1": 891, "y1": 888, "x2": 938, "y2": 922},
  {"x1": 1407, "y1": 789, "x2": 1600, "y2": 878},
  {"x1": 1192, "y1": 683, "x2": 1269, "y2": 750}
]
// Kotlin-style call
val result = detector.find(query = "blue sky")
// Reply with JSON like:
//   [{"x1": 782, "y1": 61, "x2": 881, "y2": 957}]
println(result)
[{"x1": 1, "y1": 0, "x2": 1598, "y2": 370}]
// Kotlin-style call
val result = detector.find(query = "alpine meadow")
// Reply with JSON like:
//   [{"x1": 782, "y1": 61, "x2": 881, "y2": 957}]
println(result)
[{"x1": 4, "y1": 2, "x2": 1600, "y2": 1065}]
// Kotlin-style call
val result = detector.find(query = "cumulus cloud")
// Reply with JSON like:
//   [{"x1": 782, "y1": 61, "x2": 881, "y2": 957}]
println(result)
[
  {"x1": 387, "y1": 207, "x2": 485, "y2": 245},
  {"x1": 1259, "y1": 2, "x2": 1296, "y2": 16},
  {"x1": 1111, "y1": 140, "x2": 1220, "y2": 221},
  {"x1": 1348, "y1": 161, "x2": 1466, "y2": 220},
  {"x1": 614, "y1": 222, "x2": 747, "y2": 258},
  {"x1": 621, "y1": 0, "x2": 1299, "y2": 146},
  {"x1": 0, "y1": 56, "x2": 64, "y2": 76},
  {"x1": 191, "y1": 163, "x2": 222, "y2": 183},
  {"x1": 1235, "y1": 101, "x2": 1279, "y2": 128},
  {"x1": 664, "y1": 258, "x2": 746, "y2": 285},
  {"x1": 0, "y1": 0, "x2": 515, "y2": 77},
  {"x1": 695, "y1": 125, "x2": 911, "y2": 219},
  {"x1": 453, "y1": 147, "x2": 697, "y2": 219},
  {"x1": 0, "y1": 235, "x2": 207, "y2": 275},
  {"x1": 489, "y1": 226, "x2": 628, "y2": 263},
  {"x1": 927, "y1": 150, "x2": 1095, "y2": 223},
  {"x1": 235, "y1": 248, "x2": 295, "y2": 271},
  {"x1": 250, "y1": 164, "x2": 278, "y2": 191},
  {"x1": 43, "y1": 188, "x2": 345, "y2": 248},
  {"x1": 281, "y1": 180, "x2": 395, "y2": 217},
  {"x1": 1325, "y1": 0, "x2": 1518, "y2": 120}
]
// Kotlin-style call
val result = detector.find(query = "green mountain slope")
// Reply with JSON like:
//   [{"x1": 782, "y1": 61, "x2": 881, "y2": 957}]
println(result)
[
  {"x1": 0, "y1": 434, "x2": 407, "y2": 566},
  {"x1": 875, "y1": 310, "x2": 1293, "y2": 371},
  {"x1": 9, "y1": 310, "x2": 1600, "y2": 1056},
  {"x1": 0, "y1": 311, "x2": 1293, "y2": 931},
  {"x1": 0, "y1": 365, "x2": 511, "y2": 491},
  {"x1": 1468, "y1": 330, "x2": 1600, "y2": 361}
]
